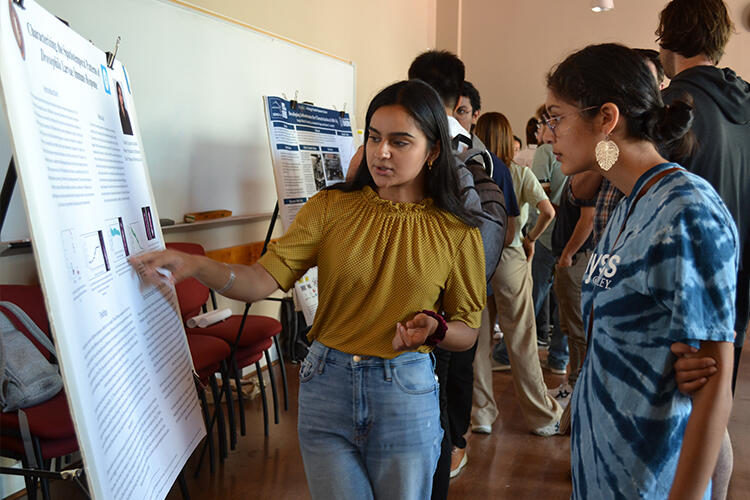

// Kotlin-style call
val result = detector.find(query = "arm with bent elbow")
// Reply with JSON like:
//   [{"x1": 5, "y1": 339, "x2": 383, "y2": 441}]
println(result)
[
  {"x1": 392, "y1": 313, "x2": 478, "y2": 352},
  {"x1": 668, "y1": 340, "x2": 733, "y2": 500},
  {"x1": 522, "y1": 198, "x2": 554, "y2": 261}
]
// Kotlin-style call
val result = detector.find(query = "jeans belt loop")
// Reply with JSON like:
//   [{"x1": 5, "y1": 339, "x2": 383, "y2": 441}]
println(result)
[
  {"x1": 383, "y1": 358, "x2": 392, "y2": 381},
  {"x1": 318, "y1": 345, "x2": 329, "y2": 374}
]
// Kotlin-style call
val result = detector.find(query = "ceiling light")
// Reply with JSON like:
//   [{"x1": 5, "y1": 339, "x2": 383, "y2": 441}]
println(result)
[{"x1": 591, "y1": 0, "x2": 614, "y2": 12}]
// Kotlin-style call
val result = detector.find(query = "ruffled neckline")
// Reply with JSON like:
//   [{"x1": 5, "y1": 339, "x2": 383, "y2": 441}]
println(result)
[{"x1": 361, "y1": 185, "x2": 434, "y2": 213}]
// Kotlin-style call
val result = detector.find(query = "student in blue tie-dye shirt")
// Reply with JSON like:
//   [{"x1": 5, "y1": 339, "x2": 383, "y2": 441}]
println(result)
[{"x1": 544, "y1": 44, "x2": 737, "y2": 500}]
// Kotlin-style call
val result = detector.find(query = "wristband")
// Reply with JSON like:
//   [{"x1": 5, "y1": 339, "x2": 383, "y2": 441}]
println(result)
[
  {"x1": 215, "y1": 263, "x2": 236, "y2": 294},
  {"x1": 421, "y1": 310, "x2": 447, "y2": 346}
]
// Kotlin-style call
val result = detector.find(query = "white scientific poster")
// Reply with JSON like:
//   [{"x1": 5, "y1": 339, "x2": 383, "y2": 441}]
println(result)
[
  {"x1": 0, "y1": 1, "x2": 204, "y2": 499},
  {"x1": 263, "y1": 96, "x2": 354, "y2": 323}
]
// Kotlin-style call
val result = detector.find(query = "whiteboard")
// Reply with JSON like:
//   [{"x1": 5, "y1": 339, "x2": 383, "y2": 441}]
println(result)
[{"x1": 0, "y1": 0, "x2": 356, "y2": 241}]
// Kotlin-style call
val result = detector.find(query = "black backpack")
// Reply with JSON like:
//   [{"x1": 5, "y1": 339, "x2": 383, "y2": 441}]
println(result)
[{"x1": 452, "y1": 144, "x2": 507, "y2": 282}]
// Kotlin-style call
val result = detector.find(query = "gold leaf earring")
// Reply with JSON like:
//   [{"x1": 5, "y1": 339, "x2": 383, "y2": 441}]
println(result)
[
  {"x1": 595, "y1": 135, "x2": 619, "y2": 171},
  {"x1": 427, "y1": 159, "x2": 434, "y2": 171}
]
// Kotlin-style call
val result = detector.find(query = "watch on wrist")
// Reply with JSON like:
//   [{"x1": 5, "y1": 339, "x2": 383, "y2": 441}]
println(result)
[{"x1": 421, "y1": 309, "x2": 447, "y2": 346}]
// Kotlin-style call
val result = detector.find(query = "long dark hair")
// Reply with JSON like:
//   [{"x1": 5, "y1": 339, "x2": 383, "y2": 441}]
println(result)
[
  {"x1": 330, "y1": 79, "x2": 475, "y2": 226},
  {"x1": 546, "y1": 43, "x2": 695, "y2": 160}
]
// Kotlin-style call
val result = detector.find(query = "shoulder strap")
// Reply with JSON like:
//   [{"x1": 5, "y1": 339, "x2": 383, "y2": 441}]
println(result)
[
  {"x1": 612, "y1": 167, "x2": 683, "y2": 247},
  {"x1": 588, "y1": 166, "x2": 683, "y2": 344},
  {"x1": 0, "y1": 301, "x2": 57, "y2": 357},
  {"x1": 455, "y1": 147, "x2": 493, "y2": 177}
]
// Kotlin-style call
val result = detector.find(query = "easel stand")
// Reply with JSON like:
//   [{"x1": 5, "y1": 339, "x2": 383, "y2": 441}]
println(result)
[
  {"x1": 0, "y1": 465, "x2": 89, "y2": 499},
  {"x1": 0, "y1": 157, "x2": 18, "y2": 238},
  {"x1": 260, "y1": 201, "x2": 310, "y2": 366}
]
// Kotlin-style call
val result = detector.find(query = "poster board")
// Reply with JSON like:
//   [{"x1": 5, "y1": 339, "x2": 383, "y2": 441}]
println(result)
[
  {"x1": 263, "y1": 96, "x2": 354, "y2": 323},
  {"x1": 0, "y1": 1, "x2": 204, "y2": 498},
  {"x1": 1, "y1": 0, "x2": 356, "y2": 242}
]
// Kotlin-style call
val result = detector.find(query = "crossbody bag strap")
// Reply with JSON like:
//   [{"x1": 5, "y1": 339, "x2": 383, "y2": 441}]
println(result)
[{"x1": 586, "y1": 166, "x2": 684, "y2": 344}]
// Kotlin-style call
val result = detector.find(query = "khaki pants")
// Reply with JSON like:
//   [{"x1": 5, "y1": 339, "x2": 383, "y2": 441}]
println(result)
[
  {"x1": 492, "y1": 246, "x2": 562, "y2": 430},
  {"x1": 553, "y1": 250, "x2": 590, "y2": 387},
  {"x1": 471, "y1": 306, "x2": 499, "y2": 427}
]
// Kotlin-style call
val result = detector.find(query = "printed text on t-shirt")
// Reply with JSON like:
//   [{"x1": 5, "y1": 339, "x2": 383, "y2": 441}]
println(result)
[{"x1": 584, "y1": 252, "x2": 620, "y2": 289}]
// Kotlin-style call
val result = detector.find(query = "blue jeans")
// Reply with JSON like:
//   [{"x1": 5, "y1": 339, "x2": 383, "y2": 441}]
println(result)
[{"x1": 298, "y1": 341, "x2": 442, "y2": 500}]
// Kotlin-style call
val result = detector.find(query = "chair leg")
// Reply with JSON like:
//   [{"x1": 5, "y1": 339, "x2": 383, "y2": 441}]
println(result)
[
  {"x1": 208, "y1": 376, "x2": 228, "y2": 460},
  {"x1": 20, "y1": 456, "x2": 38, "y2": 500},
  {"x1": 232, "y1": 357, "x2": 247, "y2": 437},
  {"x1": 220, "y1": 362, "x2": 237, "y2": 450},
  {"x1": 264, "y1": 349, "x2": 280, "y2": 425},
  {"x1": 32, "y1": 438, "x2": 50, "y2": 500},
  {"x1": 255, "y1": 361, "x2": 270, "y2": 437},
  {"x1": 178, "y1": 470, "x2": 191, "y2": 500},
  {"x1": 193, "y1": 381, "x2": 215, "y2": 477},
  {"x1": 273, "y1": 335, "x2": 289, "y2": 411}
]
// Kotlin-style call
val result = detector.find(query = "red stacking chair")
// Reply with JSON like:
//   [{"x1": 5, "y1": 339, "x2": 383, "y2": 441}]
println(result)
[
  {"x1": 0, "y1": 285, "x2": 80, "y2": 500},
  {"x1": 166, "y1": 242, "x2": 285, "y2": 440},
  {"x1": 185, "y1": 334, "x2": 231, "y2": 476}
]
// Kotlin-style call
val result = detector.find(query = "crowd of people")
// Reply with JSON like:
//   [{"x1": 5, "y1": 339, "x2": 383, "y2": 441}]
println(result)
[{"x1": 132, "y1": 0, "x2": 749, "y2": 498}]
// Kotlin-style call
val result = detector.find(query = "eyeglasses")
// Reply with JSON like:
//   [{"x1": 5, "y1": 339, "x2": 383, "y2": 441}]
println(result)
[{"x1": 543, "y1": 106, "x2": 600, "y2": 136}]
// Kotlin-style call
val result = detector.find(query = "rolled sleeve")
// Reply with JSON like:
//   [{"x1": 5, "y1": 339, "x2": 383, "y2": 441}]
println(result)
[{"x1": 521, "y1": 167, "x2": 549, "y2": 209}]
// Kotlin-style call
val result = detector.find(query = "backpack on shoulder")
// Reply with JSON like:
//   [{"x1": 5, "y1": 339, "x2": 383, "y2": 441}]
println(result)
[
  {"x1": 0, "y1": 300, "x2": 63, "y2": 412},
  {"x1": 453, "y1": 145, "x2": 508, "y2": 282}
]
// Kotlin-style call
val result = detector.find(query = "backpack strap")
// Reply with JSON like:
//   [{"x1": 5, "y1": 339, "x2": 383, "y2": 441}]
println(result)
[
  {"x1": 455, "y1": 147, "x2": 493, "y2": 178},
  {"x1": 0, "y1": 301, "x2": 57, "y2": 358}
]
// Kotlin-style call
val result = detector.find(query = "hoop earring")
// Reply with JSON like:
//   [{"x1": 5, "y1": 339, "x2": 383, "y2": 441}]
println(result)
[{"x1": 595, "y1": 135, "x2": 619, "y2": 171}]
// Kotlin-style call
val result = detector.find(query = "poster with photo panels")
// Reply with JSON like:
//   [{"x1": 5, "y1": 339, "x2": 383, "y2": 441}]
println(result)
[{"x1": 263, "y1": 96, "x2": 354, "y2": 323}]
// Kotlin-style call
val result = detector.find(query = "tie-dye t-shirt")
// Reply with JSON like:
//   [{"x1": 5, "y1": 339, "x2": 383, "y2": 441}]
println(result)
[{"x1": 572, "y1": 163, "x2": 738, "y2": 499}]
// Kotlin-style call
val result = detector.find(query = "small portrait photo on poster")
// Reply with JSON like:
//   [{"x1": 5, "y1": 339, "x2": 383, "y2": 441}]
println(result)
[
  {"x1": 323, "y1": 153, "x2": 344, "y2": 182},
  {"x1": 311, "y1": 153, "x2": 326, "y2": 190},
  {"x1": 9, "y1": 0, "x2": 25, "y2": 60},
  {"x1": 116, "y1": 80, "x2": 133, "y2": 135}
]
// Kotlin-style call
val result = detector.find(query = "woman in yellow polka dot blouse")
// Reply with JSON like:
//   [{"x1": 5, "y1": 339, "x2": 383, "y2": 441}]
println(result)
[{"x1": 132, "y1": 79, "x2": 487, "y2": 499}]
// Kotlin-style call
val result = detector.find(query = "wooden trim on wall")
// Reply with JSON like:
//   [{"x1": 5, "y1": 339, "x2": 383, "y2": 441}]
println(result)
[{"x1": 205, "y1": 240, "x2": 276, "y2": 266}]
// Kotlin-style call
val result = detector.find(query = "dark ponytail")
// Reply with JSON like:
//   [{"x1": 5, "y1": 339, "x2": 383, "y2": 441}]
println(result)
[{"x1": 546, "y1": 43, "x2": 695, "y2": 158}]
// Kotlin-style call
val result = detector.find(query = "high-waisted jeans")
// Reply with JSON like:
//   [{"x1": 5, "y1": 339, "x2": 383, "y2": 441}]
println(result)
[{"x1": 298, "y1": 340, "x2": 442, "y2": 500}]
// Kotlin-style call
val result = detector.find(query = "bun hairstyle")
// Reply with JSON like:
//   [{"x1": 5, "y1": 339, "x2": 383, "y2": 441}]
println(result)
[{"x1": 546, "y1": 43, "x2": 695, "y2": 160}]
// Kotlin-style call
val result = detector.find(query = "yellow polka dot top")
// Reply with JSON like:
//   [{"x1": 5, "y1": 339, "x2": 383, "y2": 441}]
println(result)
[{"x1": 258, "y1": 186, "x2": 486, "y2": 358}]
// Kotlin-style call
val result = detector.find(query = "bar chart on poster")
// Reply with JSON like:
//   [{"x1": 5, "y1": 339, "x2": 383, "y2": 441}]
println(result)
[{"x1": 0, "y1": 1, "x2": 204, "y2": 499}]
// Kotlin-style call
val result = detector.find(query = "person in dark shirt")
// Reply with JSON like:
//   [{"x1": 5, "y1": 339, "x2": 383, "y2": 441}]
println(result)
[
  {"x1": 658, "y1": 0, "x2": 750, "y2": 394},
  {"x1": 546, "y1": 178, "x2": 594, "y2": 406}
]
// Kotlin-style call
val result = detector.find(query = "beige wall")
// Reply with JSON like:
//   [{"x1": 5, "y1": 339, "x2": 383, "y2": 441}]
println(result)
[
  {"x1": 456, "y1": 0, "x2": 750, "y2": 143},
  {"x1": 187, "y1": 0, "x2": 438, "y2": 130}
]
